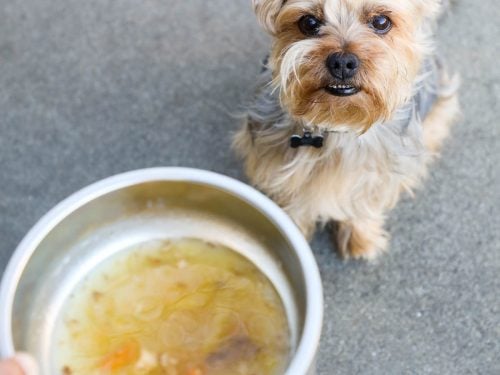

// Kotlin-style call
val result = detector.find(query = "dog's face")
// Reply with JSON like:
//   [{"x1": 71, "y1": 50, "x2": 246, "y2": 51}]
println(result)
[{"x1": 253, "y1": 0, "x2": 441, "y2": 131}]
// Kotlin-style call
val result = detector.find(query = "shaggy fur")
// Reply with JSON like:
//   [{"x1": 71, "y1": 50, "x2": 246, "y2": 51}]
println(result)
[{"x1": 234, "y1": 0, "x2": 459, "y2": 259}]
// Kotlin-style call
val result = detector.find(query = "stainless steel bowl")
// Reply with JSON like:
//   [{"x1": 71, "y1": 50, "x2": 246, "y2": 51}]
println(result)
[{"x1": 0, "y1": 167, "x2": 323, "y2": 374}]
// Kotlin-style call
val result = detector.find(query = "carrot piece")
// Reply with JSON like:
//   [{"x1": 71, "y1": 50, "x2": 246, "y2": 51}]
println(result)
[
  {"x1": 186, "y1": 368, "x2": 203, "y2": 375},
  {"x1": 99, "y1": 339, "x2": 140, "y2": 372}
]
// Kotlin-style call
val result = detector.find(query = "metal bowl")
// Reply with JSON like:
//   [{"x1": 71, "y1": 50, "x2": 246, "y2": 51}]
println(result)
[{"x1": 0, "y1": 167, "x2": 323, "y2": 374}]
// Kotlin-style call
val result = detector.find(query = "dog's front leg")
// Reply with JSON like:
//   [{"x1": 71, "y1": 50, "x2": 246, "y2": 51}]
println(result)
[
  {"x1": 334, "y1": 217, "x2": 389, "y2": 260},
  {"x1": 285, "y1": 209, "x2": 317, "y2": 242}
]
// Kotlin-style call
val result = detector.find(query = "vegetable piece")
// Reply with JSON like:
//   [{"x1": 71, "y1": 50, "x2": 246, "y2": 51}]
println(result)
[{"x1": 99, "y1": 339, "x2": 140, "y2": 372}]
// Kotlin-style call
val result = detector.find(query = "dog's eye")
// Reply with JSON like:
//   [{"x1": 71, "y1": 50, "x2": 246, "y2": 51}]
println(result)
[
  {"x1": 370, "y1": 15, "x2": 392, "y2": 34},
  {"x1": 298, "y1": 15, "x2": 322, "y2": 36}
]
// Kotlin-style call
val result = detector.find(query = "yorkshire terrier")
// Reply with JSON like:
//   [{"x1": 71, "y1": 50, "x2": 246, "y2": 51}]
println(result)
[{"x1": 234, "y1": 0, "x2": 459, "y2": 259}]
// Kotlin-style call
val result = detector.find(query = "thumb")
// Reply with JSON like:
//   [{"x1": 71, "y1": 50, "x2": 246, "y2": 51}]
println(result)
[{"x1": 0, "y1": 353, "x2": 38, "y2": 375}]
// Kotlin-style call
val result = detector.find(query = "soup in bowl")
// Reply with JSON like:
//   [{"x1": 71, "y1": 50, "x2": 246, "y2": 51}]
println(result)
[{"x1": 0, "y1": 168, "x2": 323, "y2": 375}]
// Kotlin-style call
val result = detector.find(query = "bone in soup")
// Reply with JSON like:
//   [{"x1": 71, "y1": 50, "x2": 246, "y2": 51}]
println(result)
[{"x1": 55, "y1": 238, "x2": 290, "y2": 375}]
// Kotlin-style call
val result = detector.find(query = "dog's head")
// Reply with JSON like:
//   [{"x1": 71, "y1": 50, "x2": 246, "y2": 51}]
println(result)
[{"x1": 253, "y1": 0, "x2": 442, "y2": 131}]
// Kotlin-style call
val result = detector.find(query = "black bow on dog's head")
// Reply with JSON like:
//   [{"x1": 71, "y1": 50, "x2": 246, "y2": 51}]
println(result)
[{"x1": 290, "y1": 131, "x2": 324, "y2": 148}]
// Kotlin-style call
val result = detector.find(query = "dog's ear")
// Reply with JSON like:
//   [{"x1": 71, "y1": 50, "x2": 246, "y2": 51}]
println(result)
[
  {"x1": 412, "y1": 0, "x2": 445, "y2": 19},
  {"x1": 252, "y1": 0, "x2": 285, "y2": 35}
]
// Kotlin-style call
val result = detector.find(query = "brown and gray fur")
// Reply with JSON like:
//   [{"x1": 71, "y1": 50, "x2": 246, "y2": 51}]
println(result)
[{"x1": 234, "y1": 0, "x2": 459, "y2": 259}]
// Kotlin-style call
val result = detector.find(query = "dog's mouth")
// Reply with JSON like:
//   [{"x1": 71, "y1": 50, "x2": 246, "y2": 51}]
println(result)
[{"x1": 325, "y1": 83, "x2": 360, "y2": 97}]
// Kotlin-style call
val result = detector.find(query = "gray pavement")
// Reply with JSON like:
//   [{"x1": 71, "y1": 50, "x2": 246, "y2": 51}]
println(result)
[{"x1": 1, "y1": 0, "x2": 499, "y2": 374}]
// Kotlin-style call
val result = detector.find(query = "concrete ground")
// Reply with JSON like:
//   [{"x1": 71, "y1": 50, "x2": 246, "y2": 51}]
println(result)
[{"x1": 0, "y1": 0, "x2": 498, "y2": 374}]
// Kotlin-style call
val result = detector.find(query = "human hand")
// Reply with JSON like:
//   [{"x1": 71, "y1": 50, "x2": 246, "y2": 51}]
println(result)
[{"x1": 0, "y1": 353, "x2": 38, "y2": 375}]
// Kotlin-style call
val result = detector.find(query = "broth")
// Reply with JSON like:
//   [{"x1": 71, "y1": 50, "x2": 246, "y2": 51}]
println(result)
[{"x1": 55, "y1": 238, "x2": 290, "y2": 375}]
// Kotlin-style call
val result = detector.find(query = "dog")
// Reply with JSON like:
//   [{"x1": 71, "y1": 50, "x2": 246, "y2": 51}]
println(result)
[{"x1": 234, "y1": 0, "x2": 459, "y2": 259}]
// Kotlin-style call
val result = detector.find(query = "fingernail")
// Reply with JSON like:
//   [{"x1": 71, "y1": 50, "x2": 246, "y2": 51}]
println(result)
[{"x1": 13, "y1": 353, "x2": 38, "y2": 375}]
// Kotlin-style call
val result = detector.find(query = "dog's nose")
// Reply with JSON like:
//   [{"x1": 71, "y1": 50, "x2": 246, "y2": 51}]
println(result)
[{"x1": 326, "y1": 53, "x2": 360, "y2": 80}]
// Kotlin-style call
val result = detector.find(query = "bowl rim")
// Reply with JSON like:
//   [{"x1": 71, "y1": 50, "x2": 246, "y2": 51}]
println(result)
[{"x1": 0, "y1": 167, "x2": 323, "y2": 374}]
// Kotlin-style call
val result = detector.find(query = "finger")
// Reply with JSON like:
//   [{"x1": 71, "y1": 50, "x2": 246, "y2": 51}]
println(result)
[
  {"x1": 13, "y1": 353, "x2": 38, "y2": 375},
  {"x1": 0, "y1": 358, "x2": 24, "y2": 375}
]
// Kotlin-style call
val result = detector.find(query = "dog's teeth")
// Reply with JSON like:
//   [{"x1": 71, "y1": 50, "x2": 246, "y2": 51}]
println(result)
[{"x1": 329, "y1": 84, "x2": 356, "y2": 90}]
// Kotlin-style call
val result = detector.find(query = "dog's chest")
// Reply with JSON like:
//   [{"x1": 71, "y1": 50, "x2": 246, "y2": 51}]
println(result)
[{"x1": 274, "y1": 126, "x2": 426, "y2": 218}]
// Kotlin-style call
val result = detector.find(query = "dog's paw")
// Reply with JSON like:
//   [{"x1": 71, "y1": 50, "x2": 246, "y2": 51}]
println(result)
[
  {"x1": 348, "y1": 235, "x2": 388, "y2": 260},
  {"x1": 333, "y1": 220, "x2": 389, "y2": 260}
]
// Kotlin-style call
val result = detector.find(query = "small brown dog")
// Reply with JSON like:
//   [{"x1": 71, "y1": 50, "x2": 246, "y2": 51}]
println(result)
[{"x1": 234, "y1": 0, "x2": 459, "y2": 259}]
